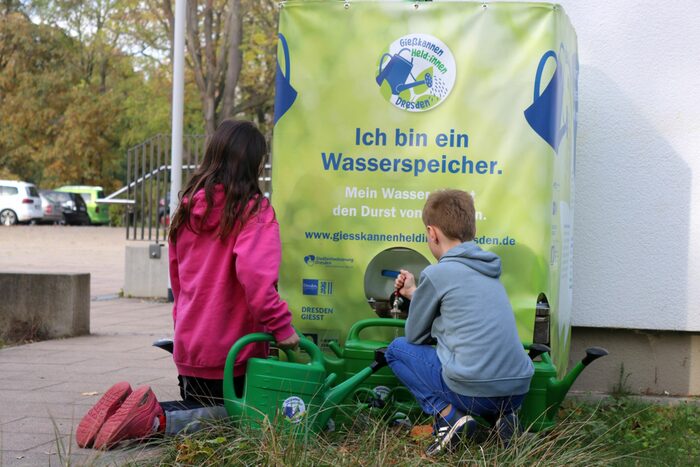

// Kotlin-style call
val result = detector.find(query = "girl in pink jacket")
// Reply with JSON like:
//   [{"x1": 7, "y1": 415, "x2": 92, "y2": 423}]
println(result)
[{"x1": 76, "y1": 120, "x2": 298, "y2": 449}]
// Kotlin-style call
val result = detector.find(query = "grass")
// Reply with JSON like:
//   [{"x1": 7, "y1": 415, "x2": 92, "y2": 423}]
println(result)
[
  {"x1": 141, "y1": 403, "x2": 625, "y2": 466},
  {"x1": 560, "y1": 397, "x2": 700, "y2": 466},
  {"x1": 58, "y1": 397, "x2": 698, "y2": 466},
  {"x1": 611, "y1": 363, "x2": 633, "y2": 399}
]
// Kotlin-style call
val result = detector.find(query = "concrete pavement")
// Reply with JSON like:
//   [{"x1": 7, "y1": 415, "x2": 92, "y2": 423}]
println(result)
[
  {"x1": 0, "y1": 298, "x2": 177, "y2": 466},
  {"x1": 1, "y1": 225, "x2": 177, "y2": 465}
]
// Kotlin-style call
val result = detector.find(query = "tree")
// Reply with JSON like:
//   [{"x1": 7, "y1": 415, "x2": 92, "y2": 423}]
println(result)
[
  {"x1": 29, "y1": 0, "x2": 129, "y2": 92},
  {"x1": 0, "y1": 12, "x2": 79, "y2": 183},
  {"x1": 138, "y1": 0, "x2": 278, "y2": 135},
  {"x1": 0, "y1": 0, "x2": 280, "y2": 191},
  {"x1": 0, "y1": 11, "x2": 147, "y2": 189}
]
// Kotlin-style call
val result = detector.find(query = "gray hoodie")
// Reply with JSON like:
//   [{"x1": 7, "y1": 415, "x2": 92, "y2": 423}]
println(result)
[{"x1": 405, "y1": 242, "x2": 534, "y2": 397}]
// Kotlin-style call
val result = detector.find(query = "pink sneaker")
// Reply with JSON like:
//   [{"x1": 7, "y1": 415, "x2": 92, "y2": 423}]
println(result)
[
  {"x1": 76, "y1": 381, "x2": 132, "y2": 448},
  {"x1": 93, "y1": 386, "x2": 164, "y2": 450}
]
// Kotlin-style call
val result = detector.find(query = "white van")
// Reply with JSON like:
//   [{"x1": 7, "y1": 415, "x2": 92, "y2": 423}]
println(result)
[{"x1": 0, "y1": 180, "x2": 43, "y2": 225}]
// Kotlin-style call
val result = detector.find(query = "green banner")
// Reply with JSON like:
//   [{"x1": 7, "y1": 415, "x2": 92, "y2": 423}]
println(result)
[{"x1": 271, "y1": 1, "x2": 577, "y2": 374}]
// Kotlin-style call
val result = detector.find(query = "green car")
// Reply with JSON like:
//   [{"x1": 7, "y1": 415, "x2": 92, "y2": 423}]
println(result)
[{"x1": 56, "y1": 186, "x2": 110, "y2": 225}]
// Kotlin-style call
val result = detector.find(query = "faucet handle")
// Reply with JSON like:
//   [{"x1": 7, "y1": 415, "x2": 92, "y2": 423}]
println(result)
[
  {"x1": 371, "y1": 347, "x2": 388, "y2": 373},
  {"x1": 582, "y1": 347, "x2": 609, "y2": 366},
  {"x1": 528, "y1": 343, "x2": 551, "y2": 360}
]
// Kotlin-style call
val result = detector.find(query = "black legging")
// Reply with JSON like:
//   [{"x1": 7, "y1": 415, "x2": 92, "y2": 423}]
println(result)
[{"x1": 160, "y1": 375, "x2": 245, "y2": 412}]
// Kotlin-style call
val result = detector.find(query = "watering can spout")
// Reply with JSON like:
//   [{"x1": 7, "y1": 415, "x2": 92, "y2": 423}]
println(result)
[
  {"x1": 582, "y1": 347, "x2": 609, "y2": 366},
  {"x1": 549, "y1": 347, "x2": 609, "y2": 404},
  {"x1": 528, "y1": 343, "x2": 551, "y2": 360},
  {"x1": 322, "y1": 348, "x2": 389, "y2": 408},
  {"x1": 521, "y1": 344, "x2": 609, "y2": 432}
]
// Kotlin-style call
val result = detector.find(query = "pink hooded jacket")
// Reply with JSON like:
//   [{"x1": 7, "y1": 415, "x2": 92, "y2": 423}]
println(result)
[{"x1": 168, "y1": 185, "x2": 295, "y2": 379}]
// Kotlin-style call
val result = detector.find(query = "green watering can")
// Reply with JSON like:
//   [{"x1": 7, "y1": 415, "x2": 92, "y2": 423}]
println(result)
[
  {"x1": 223, "y1": 333, "x2": 388, "y2": 433},
  {"x1": 327, "y1": 318, "x2": 416, "y2": 406},
  {"x1": 519, "y1": 343, "x2": 609, "y2": 432}
]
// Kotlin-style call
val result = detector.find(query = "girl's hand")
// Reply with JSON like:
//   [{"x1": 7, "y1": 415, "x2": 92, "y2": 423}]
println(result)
[
  {"x1": 396, "y1": 269, "x2": 417, "y2": 300},
  {"x1": 277, "y1": 333, "x2": 300, "y2": 350}
]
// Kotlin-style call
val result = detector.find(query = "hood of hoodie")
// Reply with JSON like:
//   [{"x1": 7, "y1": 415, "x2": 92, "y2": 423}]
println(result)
[
  {"x1": 439, "y1": 241, "x2": 501, "y2": 278},
  {"x1": 186, "y1": 185, "x2": 225, "y2": 232}
]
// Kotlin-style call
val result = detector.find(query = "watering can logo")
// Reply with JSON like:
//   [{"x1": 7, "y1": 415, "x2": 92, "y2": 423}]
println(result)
[
  {"x1": 524, "y1": 50, "x2": 569, "y2": 152},
  {"x1": 376, "y1": 34, "x2": 456, "y2": 113},
  {"x1": 376, "y1": 48, "x2": 434, "y2": 95},
  {"x1": 273, "y1": 33, "x2": 297, "y2": 124},
  {"x1": 282, "y1": 396, "x2": 306, "y2": 424},
  {"x1": 373, "y1": 385, "x2": 391, "y2": 401}
]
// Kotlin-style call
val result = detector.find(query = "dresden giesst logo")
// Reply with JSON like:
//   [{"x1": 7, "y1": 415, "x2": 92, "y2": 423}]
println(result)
[{"x1": 376, "y1": 34, "x2": 456, "y2": 112}]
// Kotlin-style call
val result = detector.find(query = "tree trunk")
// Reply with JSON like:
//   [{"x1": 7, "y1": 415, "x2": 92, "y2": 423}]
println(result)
[
  {"x1": 204, "y1": 94, "x2": 217, "y2": 136},
  {"x1": 160, "y1": 0, "x2": 245, "y2": 135},
  {"x1": 219, "y1": 0, "x2": 243, "y2": 125},
  {"x1": 99, "y1": 58, "x2": 108, "y2": 93}
]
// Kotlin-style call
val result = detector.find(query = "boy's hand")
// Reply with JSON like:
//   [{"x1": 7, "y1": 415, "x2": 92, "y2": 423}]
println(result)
[
  {"x1": 277, "y1": 333, "x2": 300, "y2": 350},
  {"x1": 396, "y1": 269, "x2": 417, "y2": 300}
]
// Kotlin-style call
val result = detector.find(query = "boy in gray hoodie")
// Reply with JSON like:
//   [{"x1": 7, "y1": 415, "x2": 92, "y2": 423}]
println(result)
[{"x1": 385, "y1": 189, "x2": 534, "y2": 455}]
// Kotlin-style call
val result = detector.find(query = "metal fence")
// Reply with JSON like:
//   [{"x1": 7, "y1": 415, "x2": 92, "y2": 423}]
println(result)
[{"x1": 109, "y1": 134, "x2": 272, "y2": 242}]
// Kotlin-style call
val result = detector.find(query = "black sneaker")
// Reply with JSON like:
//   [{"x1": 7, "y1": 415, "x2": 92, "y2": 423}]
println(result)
[
  {"x1": 495, "y1": 412, "x2": 520, "y2": 447},
  {"x1": 425, "y1": 413, "x2": 477, "y2": 456}
]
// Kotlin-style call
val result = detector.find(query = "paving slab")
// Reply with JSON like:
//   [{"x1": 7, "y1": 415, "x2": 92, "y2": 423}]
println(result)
[
  {"x1": 1, "y1": 417, "x2": 77, "y2": 435},
  {"x1": 1, "y1": 449, "x2": 85, "y2": 467},
  {"x1": 0, "y1": 433, "x2": 70, "y2": 454}
]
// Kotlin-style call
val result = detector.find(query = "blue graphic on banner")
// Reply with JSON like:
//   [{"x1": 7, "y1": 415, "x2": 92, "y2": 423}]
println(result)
[
  {"x1": 302, "y1": 279, "x2": 318, "y2": 295},
  {"x1": 302, "y1": 278, "x2": 333, "y2": 295},
  {"x1": 274, "y1": 33, "x2": 298, "y2": 124},
  {"x1": 319, "y1": 281, "x2": 333, "y2": 296},
  {"x1": 524, "y1": 50, "x2": 568, "y2": 152}
]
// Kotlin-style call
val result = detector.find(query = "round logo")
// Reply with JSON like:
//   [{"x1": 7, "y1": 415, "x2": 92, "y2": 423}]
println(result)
[
  {"x1": 282, "y1": 396, "x2": 306, "y2": 424},
  {"x1": 373, "y1": 385, "x2": 391, "y2": 401},
  {"x1": 376, "y1": 34, "x2": 456, "y2": 112}
]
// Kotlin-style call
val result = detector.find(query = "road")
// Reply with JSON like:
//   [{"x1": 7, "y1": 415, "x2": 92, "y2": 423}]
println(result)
[{"x1": 0, "y1": 225, "x2": 127, "y2": 297}]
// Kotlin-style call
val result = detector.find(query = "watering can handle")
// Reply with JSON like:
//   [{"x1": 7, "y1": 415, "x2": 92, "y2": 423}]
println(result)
[
  {"x1": 223, "y1": 333, "x2": 274, "y2": 406},
  {"x1": 378, "y1": 53, "x2": 392, "y2": 74},
  {"x1": 278, "y1": 33, "x2": 292, "y2": 80},
  {"x1": 223, "y1": 332, "x2": 325, "y2": 406},
  {"x1": 533, "y1": 50, "x2": 558, "y2": 102},
  {"x1": 398, "y1": 48, "x2": 412, "y2": 60},
  {"x1": 347, "y1": 318, "x2": 406, "y2": 341}
]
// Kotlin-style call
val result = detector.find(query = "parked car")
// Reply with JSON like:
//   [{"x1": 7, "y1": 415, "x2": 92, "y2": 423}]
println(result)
[
  {"x1": 0, "y1": 180, "x2": 43, "y2": 225},
  {"x1": 38, "y1": 192, "x2": 64, "y2": 224},
  {"x1": 40, "y1": 190, "x2": 91, "y2": 226},
  {"x1": 55, "y1": 186, "x2": 110, "y2": 225}
]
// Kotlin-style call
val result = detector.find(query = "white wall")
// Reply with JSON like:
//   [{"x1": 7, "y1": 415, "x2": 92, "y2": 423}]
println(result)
[{"x1": 510, "y1": 1, "x2": 700, "y2": 330}]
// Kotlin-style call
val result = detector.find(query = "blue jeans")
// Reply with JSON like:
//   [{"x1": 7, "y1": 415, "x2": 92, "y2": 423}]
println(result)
[{"x1": 385, "y1": 337, "x2": 525, "y2": 418}]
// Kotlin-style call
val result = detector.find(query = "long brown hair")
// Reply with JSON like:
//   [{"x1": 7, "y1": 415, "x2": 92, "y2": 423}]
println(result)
[{"x1": 169, "y1": 120, "x2": 267, "y2": 242}]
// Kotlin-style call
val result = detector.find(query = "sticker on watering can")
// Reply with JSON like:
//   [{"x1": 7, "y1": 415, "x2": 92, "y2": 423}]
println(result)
[
  {"x1": 282, "y1": 396, "x2": 306, "y2": 424},
  {"x1": 373, "y1": 386, "x2": 391, "y2": 401},
  {"x1": 376, "y1": 34, "x2": 455, "y2": 112}
]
